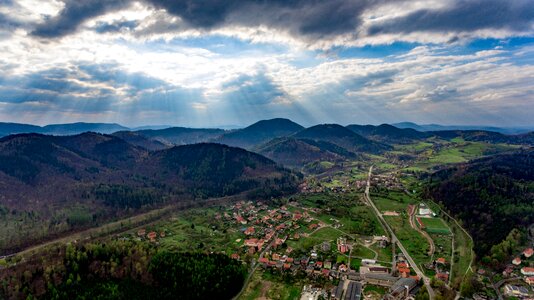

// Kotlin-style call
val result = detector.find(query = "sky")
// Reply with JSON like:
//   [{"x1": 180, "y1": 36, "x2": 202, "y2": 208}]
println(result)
[{"x1": 0, "y1": 0, "x2": 533, "y2": 128}]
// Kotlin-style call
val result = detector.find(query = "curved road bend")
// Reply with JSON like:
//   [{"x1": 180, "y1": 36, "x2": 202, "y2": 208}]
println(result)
[{"x1": 365, "y1": 166, "x2": 436, "y2": 300}]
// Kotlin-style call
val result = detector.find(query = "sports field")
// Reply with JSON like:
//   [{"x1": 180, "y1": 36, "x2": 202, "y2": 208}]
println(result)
[{"x1": 420, "y1": 217, "x2": 451, "y2": 234}]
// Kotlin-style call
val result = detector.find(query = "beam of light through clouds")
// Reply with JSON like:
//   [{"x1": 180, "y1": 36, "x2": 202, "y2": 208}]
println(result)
[{"x1": 0, "y1": 0, "x2": 533, "y2": 127}]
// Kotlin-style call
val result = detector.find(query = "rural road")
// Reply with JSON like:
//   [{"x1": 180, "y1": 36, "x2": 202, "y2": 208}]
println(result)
[
  {"x1": 365, "y1": 166, "x2": 436, "y2": 300},
  {"x1": 408, "y1": 204, "x2": 436, "y2": 258}
]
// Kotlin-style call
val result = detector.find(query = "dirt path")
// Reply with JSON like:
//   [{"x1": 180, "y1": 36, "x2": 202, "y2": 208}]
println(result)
[
  {"x1": 408, "y1": 204, "x2": 435, "y2": 257},
  {"x1": 257, "y1": 281, "x2": 272, "y2": 300}
]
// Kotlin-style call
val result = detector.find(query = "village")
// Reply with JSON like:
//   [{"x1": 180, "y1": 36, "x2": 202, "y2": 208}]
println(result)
[{"x1": 128, "y1": 166, "x2": 532, "y2": 300}]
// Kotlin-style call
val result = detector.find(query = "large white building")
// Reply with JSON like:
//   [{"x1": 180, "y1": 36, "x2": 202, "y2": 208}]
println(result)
[{"x1": 418, "y1": 203, "x2": 432, "y2": 216}]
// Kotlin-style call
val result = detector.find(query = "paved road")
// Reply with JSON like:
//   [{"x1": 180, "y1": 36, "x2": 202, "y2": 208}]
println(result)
[
  {"x1": 232, "y1": 234, "x2": 278, "y2": 300},
  {"x1": 364, "y1": 166, "x2": 436, "y2": 300}
]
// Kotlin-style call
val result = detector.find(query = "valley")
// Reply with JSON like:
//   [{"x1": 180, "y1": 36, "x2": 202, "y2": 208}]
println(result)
[{"x1": 0, "y1": 119, "x2": 533, "y2": 300}]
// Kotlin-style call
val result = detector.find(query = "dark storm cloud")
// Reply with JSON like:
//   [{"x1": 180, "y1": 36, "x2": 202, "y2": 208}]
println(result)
[
  {"x1": 367, "y1": 0, "x2": 534, "y2": 36},
  {"x1": 28, "y1": 0, "x2": 534, "y2": 42},
  {"x1": 32, "y1": 0, "x2": 131, "y2": 38},
  {"x1": 31, "y1": 0, "x2": 388, "y2": 39}
]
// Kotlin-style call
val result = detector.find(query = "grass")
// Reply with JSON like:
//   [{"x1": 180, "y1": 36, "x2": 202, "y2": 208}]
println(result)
[
  {"x1": 420, "y1": 218, "x2": 451, "y2": 234},
  {"x1": 351, "y1": 244, "x2": 376, "y2": 259},
  {"x1": 431, "y1": 233, "x2": 453, "y2": 261},
  {"x1": 449, "y1": 218, "x2": 474, "y2": 289},
  {"x1": 364, "y1": 285, "x2": 388, "y2": 295},
  {"x1": 371, "y1": 190, "x2": 416, "y2": 212},
  {"x1": 286, "y1": 227, "x2": 343, "y2": 252},
  {"x1": 370, "y1": 243, "x2": 393, "y2": 263},
  {"x1": 384, "y1": 216, "x2": 431, "y2": 268},
  {"x1": 154, "y1": 208, "x2": 243, "y2": 255},
  {"x1": 239, "y1": 271, "x2": 302, "y2": 300}
]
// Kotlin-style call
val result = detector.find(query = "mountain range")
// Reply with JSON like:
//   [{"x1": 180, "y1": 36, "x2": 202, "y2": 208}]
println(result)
[{"x1": 1, "y1": 119, "x2": 533, "y2": 171}]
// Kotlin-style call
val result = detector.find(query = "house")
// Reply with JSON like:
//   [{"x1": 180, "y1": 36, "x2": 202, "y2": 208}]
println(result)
[
  {"x1": 244, "y1": 238, "x2": 259, "y2": 247},
  {"x1": 339, "y1": 264, "x2": 348, "y2": 272},
  {"x1": 337, "y1": 237, "x2": 349, "y2": 254},
  {"x1": 286, "y1": 257, "x2": 294, "y2": 263},
  {"x1": 504, "y1": 284, "x2": 529, "y2": 297},
  {"x1": 147, "y1": 231, "x2": 157, "y2": 241},
  {"x1": 512, "y1": 257, "x2": 522, "y2": 265},
  {"x1": 244, "y1": 227, "x2": 255, "y2": 235},
  {"x1": 397, "y1": 262, "x2": 408, "y2": 269},
  {"x1": 272, "y1": 253, "x2": 281, "y2": 261},
  {"x1": 137, "y1": 229, "x2": 146, "y2": 237},
  {"x1": 258, "y1": 257, "x2": 269, "y2": 264},
  {"x1": 398, "y1": 268, "x2": 410, "y2": 277},
  {"x1": 315, "y1": 261, "x2": 323, "y2": 268},
  {"x1": 436, "y1": 257, "x2": 446, "y2": 265},
  {"x1": 231, "y1": 253, "x2": 240, "y2": 260},
  {"x1": 236, "y1": 216, "x2": 247, "y2": 225},
  {"x1": 324, "y1": 261, "x2": 332, "y2": 269},
  {"x1": 322, "y1": 269, "x2": 330, "y2": 277},
  {"x1": 283, "y1": 263, "x2": 291, "y2": 270},
  {"x1": 525, "y1": 277, "x2": 534, "y2": 285},
  {"x1": 436, "y1": 273, "x2": 449, "y2": 281},
  {"x1": 524, "y1": 248, "x2": 534, "y2": 258},
  {"x1": 521, "y1": 267, "x2": 534, "y2": 276},
  {"x1": 309, "y1": 223, "x2": 319, "y2": 230},
  {"x1": 503, "y1": 266, "x2": 514, "y2": 277}
]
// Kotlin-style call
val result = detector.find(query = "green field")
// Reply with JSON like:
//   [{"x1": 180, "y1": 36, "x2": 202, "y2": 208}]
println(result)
[
  {"x1": 384, "y1": 216, "x2": 431, "y2": 268},
  {"x1": 151, "y1": 208, "x2": 243, "y2": 255},
  {"x1": 351, "y1": 244, "x2": 376, "y2": 259},
  {"x1": 371, "y1": 190, "x2": 416, "y2": 212},
  {"x1": 239, "y1": 271, "x2": 302, "y2": 300},
  {"x1": 370, "y1": 243, "x2": 393, "y2": 263},
  {"x1": 420, "y1": 217, "x2": 451, "y2": 234},
  {"x1": 286, "y1": 227, "x2": 343, "y2": 252}
]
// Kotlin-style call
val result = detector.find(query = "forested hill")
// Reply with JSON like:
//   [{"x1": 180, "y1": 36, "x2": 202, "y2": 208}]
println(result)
[
  {"x1": 294, "y1": 124, "x2": 391, "y2": 153},
  {"x1": 0, "y1": 133, "x2": 299, "y2": 254},
  {"x1": 214, "y1": 118, "x2": 304, "y2": 149},
  {"x1": 426, "y1": 149, "x2": 534, "y2": 256}
]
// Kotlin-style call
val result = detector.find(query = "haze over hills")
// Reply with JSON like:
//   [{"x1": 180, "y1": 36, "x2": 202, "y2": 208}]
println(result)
[
  {"x1": 0, "y1": 122, "x2": 128, "y2": 137},
  {"x1": 134, "y1": 127, "x2": 226, "y2": 145},
  {"x1": 392, "y1": 122, "x2": 534, "y2": 135},
  {"x1": 214, "y1": 118, "x2": 304, "y2": 149},
  {"x1": 347, "y1": 124, "x2": 431, "y2": 144},
  {"x1": 294, "y1": 124, "x2": 391, "y2": 154}
]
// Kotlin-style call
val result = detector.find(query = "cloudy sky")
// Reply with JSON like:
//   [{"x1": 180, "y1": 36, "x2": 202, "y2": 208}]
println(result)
[{"x1": 0, "y1": 0, "x2": 533, "y2": 127}]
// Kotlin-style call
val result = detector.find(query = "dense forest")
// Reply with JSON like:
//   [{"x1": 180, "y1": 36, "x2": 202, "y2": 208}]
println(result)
[
  {"x1": 0, "y1": 241, "x2": 247, "y2": 300},
  {"x1": 0, "y1": 133, "x2": 299, "y2": 254},
  {"x1": 426, "y1": 149, "x2": 534, "y2": 258}
]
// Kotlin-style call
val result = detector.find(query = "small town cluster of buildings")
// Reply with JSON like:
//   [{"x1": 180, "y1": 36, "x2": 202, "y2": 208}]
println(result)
[
  {"x1": 136, "y1": 228, "x2": 165, "y2": 242},
  {"x1": 504, "y1": 247, "x2": 534, "y2": 286},
  {"x1": 371, "y1": 174, "x2": 403, "y2": 190},
  {"x1": 223, "y1": 201, "x2": 328, "y2": 259},
  {"x1": 501, "y1": 247, "x2": 534, "y2": 298}
]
